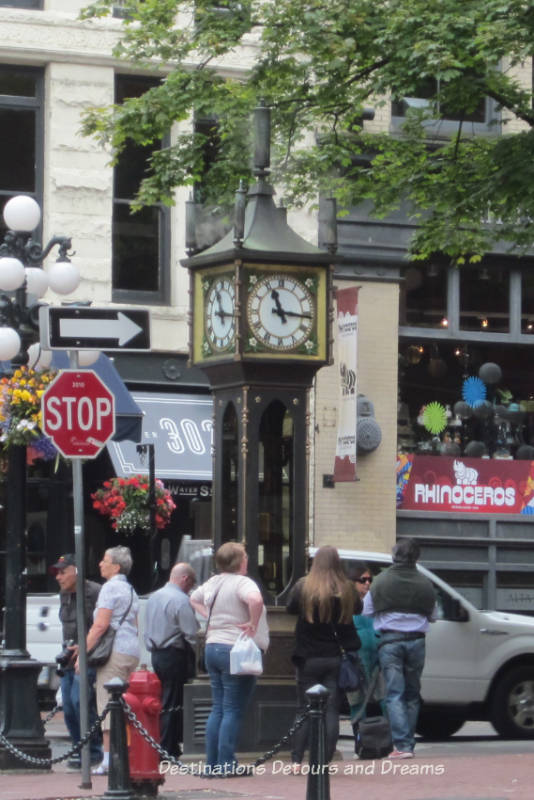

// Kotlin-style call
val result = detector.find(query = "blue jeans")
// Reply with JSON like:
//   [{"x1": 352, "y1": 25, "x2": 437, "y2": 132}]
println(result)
[
  {"x1": 378, "y1": 636, "x2": 426, "y2": 753},
  {"x1": 204, "y1": 643, "x2": 257, "y2": 773},
  {"x1": 60, "y1": 667, "x2": 103, "y2": 761}
]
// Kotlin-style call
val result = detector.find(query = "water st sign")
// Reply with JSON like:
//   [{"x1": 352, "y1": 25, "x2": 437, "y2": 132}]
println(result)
[{"x1": 41, "y1": 370, "x2": 115, "y2": 458}]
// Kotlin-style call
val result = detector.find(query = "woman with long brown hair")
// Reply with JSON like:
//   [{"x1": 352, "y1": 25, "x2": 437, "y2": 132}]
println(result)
[{"x1": 286, "y1": 545, "x2": 361, "y2": 771}]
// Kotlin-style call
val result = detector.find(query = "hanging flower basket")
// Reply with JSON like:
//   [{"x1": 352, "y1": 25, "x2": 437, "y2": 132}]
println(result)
[
  {"x1": 0, "y1": 366, "x2": 58, "y2": 461},
  {"x1": 91, "y1": 475, "x2": 176, "y2": 535}
]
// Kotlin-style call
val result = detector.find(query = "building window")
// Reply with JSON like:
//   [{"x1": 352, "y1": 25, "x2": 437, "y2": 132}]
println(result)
[
  {"x1": 399, "y1": 263, "x2": 447, "y2": 328},
  {"x1": 398, "y1": 263, "x2": 534, "y2": 460},
  {"x1": 459, "y1": 266, "x2": 509, "y2": 333},
  {"x1": 112, "y1": 75, "x2": 170, "y2": 305},
  {"x1": 0, "y1": 1, "x2": 42, "y2": 7},
  {"x1": 0, "y1": 65, "x2": 43, "y2": 240},
  {"x1": 391, "y1": 76, "x2": 499, "y2": 136}
]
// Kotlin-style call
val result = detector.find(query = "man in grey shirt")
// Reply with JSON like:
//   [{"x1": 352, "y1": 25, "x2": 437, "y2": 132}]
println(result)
[{"x1": 144, "y1": 562, "x2": 198, "y2": 757}]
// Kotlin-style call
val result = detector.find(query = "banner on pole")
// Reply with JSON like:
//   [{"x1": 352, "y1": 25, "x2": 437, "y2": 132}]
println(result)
[{"x1": 334, "y1": 287, "x2": 359, "y2": 482}]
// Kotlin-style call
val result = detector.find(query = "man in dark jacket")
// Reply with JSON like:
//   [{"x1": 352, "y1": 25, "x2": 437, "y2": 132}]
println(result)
[
  {"x1": 51, "y1": 554, "x2": 103, "y2": 769},
  {"x1": 363, "y1": 538, "x2": 437, "y2": 759}
]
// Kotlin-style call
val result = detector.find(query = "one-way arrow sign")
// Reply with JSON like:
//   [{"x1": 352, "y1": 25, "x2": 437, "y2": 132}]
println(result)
[{"x1": 40, "y1": 306, "x2": 151, "y2": 351}]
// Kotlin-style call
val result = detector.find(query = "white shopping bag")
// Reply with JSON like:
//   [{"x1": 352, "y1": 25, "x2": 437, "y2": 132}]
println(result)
[{"x1": 230, "y1": 632, "x2": 263, "y2": 676}]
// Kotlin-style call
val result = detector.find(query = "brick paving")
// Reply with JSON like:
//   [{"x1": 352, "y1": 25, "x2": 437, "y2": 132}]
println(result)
[
  {"x1": 0, "y1": 713, "x2": 532, "y2": 800},
  {"x1": 1, "y1": 752, "x2": 531, "y2": 800}
]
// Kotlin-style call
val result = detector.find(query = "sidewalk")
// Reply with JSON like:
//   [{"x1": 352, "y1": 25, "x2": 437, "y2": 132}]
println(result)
[
  {"x1": 2, "y1": 751, "x2": 532, "y2": 800},
  {"x1": 1, "y1": 713, "x2": 532, "y2": 800}
]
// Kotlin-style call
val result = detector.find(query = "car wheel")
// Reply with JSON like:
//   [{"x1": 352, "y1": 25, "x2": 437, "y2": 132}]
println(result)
[
  {"x1": 491, "y1": 666, "x2": 534, "y2": 739},
  {"x1": 416, "y1": 712, "x2": 465, "y2": 740}
]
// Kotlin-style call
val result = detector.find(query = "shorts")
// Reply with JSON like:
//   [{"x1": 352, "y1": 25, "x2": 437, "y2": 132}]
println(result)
[{"x1": 96, "y1": 650, "x2": 139, "y2": 731}]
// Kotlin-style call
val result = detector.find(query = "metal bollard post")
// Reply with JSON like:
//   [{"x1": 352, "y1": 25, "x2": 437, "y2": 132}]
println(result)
[
  {"x1": 102, "y1": 677, "x2": 135, "y2": 800},
  {"x1": 305, "y1": 684, "x2": 330, "y2": 800}
]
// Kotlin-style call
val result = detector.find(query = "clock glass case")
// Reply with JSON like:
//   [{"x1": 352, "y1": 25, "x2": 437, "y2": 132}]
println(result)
[
  {"x1": 245, "y1": 265, "x2": 327, "y2": 359},
  {"x1": 193, "y1": 269, "x2": 236, "y2": 361}
]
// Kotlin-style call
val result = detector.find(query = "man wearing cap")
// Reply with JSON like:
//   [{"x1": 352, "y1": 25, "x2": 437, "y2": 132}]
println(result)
[{"x1": 51, "y1": 554, "x2": 103, "y2": 769}]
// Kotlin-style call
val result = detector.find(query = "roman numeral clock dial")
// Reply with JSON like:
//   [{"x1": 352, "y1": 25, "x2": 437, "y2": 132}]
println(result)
[
  {"x1": 246, "y1": 272, "x2": 317, "y2": 353},
  {"x1": 204, "y1": 275, "x2": 236, "y2": 353}
]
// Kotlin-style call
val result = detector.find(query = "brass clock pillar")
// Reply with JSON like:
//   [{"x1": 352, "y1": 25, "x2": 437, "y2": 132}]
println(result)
[{"x1": 182, "y1": 103, "x2": 336, "y2": 605}]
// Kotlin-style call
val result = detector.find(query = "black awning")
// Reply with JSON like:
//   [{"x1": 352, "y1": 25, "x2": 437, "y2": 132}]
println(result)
[
  {"x1": 50, "y1": 353, "x2": 143, "y2": 443},
  {"x1": 107, "y1": 391, "x2": 213, "y2": 480}
]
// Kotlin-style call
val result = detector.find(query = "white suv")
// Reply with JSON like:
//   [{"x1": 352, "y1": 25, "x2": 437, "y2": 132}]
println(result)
[{"x1": 320, "y1": 548, "x2": 534, "y2": 740}]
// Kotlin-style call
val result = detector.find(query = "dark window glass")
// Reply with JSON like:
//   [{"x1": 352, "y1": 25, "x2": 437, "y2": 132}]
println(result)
[
  {"x1": 194, "y1": 116, "x2": 220, "y2": 204},
  {"x1": 392, "y1": 77, "x2": 486, "y2": 123},
  {"x1": 113, "y1": 203, "x2": 160, "y2": 292},
  {"x1": 0, "y1": 1, "x2": 42, "y2": 7},
  {"x1": 459, "y1": 267, "x2": 509, "y2": 332},
  {"x1": 0, "y1": 67, "x2": 42, "y2": 241},
  {"x1": 0, "y1": 109, "x2": 35, "y2": 193},
  {"x1": 0, "y1": 72, "x2": 36, "y2": 97},
  {"x1": 113, "y1": 75, "x2": 169, "y2": 303},
  {"x1": 521, "y1": 272, "x2": 534, "y2": 334},
  {"x1": 399, "y1": 264, "x2": 448, "y2": 328}
]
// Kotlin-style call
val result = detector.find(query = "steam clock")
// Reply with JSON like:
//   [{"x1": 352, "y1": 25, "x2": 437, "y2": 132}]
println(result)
[{"x1": 182, "y1": 104, "x2": 336, "y2": 605}]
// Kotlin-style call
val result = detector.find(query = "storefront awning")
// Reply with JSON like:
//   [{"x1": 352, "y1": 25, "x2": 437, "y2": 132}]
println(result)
[
  {"x1": 106, "y1": 391, "x2": 213, "y2": 480},
  {"x1": 50, "y1": 352, "x2": 143, "y2": 443}
]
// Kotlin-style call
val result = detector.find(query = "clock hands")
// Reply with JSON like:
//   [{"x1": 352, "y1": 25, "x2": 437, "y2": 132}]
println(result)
[
  {"x1": 271, "y1": 289, "x2": 312, "y2": 321},
  {"x1": 270, "y1": 289, "x2": 287, "y2": 324},
  {"x1": 215, "y1": 290, "x2": 233, "y2": 321},
  {"x1": 277, "y1": 309, "x2": 313, "y2": 319}
]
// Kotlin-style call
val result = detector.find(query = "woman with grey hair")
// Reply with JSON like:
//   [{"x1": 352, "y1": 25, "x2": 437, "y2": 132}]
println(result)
[{"x1": 84, "y1": 546, "x2": 140, "y2": 774}]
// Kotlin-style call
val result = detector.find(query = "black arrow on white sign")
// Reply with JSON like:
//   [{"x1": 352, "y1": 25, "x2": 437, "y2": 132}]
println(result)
[{"x1": 40, "y1": 307, "x2": 151, "y2": 351}]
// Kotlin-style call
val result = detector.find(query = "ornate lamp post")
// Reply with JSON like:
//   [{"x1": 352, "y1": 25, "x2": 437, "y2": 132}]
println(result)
[{"x1": 0, "y1": 194, "x2": 80, "y2": 769}]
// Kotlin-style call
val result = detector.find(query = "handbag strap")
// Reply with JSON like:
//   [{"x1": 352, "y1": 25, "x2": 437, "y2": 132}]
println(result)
[
  {"x1": 205, "y1": 581, "x2": 223, "y2": 635},
  {"x1": 352, "y1": 665, "x2": 380, "y2": 725},
  {"x1": 116, "y1": 586, "x2": 134, "y2": 630},
  {"x1": 331, "y1": 623, "x2": 347, "y2": 656}
]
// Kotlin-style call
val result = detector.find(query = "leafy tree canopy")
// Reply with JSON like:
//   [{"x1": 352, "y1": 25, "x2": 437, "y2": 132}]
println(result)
[{"x1": 81, "y1": 0, "x2": 534, "y2": 260}]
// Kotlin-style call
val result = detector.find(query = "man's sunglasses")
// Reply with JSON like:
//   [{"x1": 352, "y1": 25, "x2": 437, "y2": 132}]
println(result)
[{"x1": 356, "y1": 577, "x2": 373, "y2": 584}]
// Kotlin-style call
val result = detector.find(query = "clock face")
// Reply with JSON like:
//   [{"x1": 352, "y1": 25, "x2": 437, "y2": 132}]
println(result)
[
  {"x1": 205, "y1": 275, "x2": 236, "y2": 352},
  {"x1": 247, "y1": 273, "x2": 315, "y2": 352}
]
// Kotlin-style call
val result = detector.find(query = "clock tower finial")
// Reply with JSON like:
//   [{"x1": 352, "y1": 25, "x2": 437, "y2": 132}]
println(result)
[{"x1": 253, "y1": 100, "x2": 270, "y2": 180}]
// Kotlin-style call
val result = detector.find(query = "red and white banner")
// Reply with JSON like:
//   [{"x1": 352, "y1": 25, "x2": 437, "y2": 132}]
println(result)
[
  {"x1": 397, "y1": 454, "x2": 534, "y2": 515},
  {"x1": 334, "y1": 287, "x2": 359, "y2": 482}
]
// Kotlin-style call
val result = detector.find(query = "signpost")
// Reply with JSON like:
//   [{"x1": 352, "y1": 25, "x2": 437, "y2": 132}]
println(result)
[
  {"x1": 41, "y1": 369, "x2": 115, "y2": 458},
  {"x1": 41, "y1": 365, "x2": 117, "y2": 786},
  {"x1": 39, "y1": 306, "x2": 151, "y2": 351}
]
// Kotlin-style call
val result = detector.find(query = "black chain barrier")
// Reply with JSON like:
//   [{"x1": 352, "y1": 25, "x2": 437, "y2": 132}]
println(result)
[
  {"x1": 0, "y1": 695, "x2": 310, "y2": 776},
  {"x1": 0, "y1": 704, "x2": 110, "y2": 768},
  {"x1": 121, "y1": 697, "x2": 311, "y2": 777}
]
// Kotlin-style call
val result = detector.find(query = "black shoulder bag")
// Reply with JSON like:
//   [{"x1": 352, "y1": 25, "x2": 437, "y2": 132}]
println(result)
[
  {"x1": 332, "y1": 625, "x2": 365, "y2": 692},
  {"x1": 87, "y1": 586, "x2": 134, "y2": 667},
  {"x1": 352, "y1": 667, "x2": 392, "y2": 759}
]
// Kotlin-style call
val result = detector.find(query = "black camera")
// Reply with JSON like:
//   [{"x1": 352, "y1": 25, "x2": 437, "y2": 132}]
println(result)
[{"x1": 55, "y1": 639, "x2": 75, "y2": 677}]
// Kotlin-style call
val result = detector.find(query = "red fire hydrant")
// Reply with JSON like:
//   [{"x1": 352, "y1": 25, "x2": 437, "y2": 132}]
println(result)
[{"x1": 124, "y1": 670, "x2": 165, "y2": 795}]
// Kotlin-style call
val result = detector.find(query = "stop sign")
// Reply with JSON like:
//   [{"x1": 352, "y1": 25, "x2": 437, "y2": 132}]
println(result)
[{"x1": 41, "y1": 369, "x2": 115, "y2": 458}]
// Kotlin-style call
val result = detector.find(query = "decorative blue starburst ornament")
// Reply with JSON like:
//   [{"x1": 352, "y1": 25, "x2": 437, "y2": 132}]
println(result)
[{"x1": 462, "y1": 376, "x2": 487, "y2": 408}]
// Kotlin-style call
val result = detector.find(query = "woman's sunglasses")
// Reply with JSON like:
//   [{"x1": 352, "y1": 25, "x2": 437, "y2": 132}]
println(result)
[{"x1": 356, "y1": 577, "x2": 373, "y2": 584}]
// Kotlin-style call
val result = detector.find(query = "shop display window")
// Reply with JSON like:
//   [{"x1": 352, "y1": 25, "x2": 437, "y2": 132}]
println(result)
[
  {"x1": 459, "y1": 266, "x2": 509, "y2": 332},
  {"x1": 521, "y1": 271, "x2": 534, "y2": 334},
  {"x1": 398, "y1": 341, "x2": 534, "y2": 460},
  {"x1": 399, "y1": 264, "x2": 447, "y2": 328}
]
